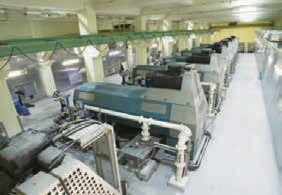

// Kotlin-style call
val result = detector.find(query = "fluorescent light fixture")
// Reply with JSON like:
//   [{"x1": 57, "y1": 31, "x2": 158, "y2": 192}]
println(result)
[
  {"x1": 240, "y1": 17, "x2": 257, "y2": 22},
  {"x1": 145, "y1": 15, "x2": 164, "y2": 20},
  {"x1": 0, "y1": 9, "x2": 6, "y2": 14},
  {"x1": 233, "y1": 6, "x2": 259, "y2": 22},
  {"x1": 237, "y1": 13, "x2": 259, "y2": 22},
  {"x1": 237, "y1": 6, "x2": 258, "y2": 13},
  {"x1": 26, "y1": 11, "x2": 42, "y2": 15},
  {"x1": 109, "y1": 51, "x2": 121, "y2": 56},
  {"x1": 231, "y1": 0, "x2": 260, "y2": 6},
  {"x1": 8, "y1": 69, "x2": 27, "y2": 78},
  {"x1": 62, "y1": 59, "x2": 80, "y2": 66},
  {"x1": 58, "y1": 68, "x2": 79, "y2": 72}
]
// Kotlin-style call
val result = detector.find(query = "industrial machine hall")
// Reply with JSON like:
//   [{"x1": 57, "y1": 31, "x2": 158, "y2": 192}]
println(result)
[{"x1": 1, "y1": 0, "x2": 282, "y2": 194}]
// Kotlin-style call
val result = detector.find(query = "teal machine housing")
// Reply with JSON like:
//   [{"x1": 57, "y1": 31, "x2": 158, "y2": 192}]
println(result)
[
  {"x1": 161, "y1": 56, "x2": 187, "y2": 65},
  {"x1": 180, "y1": 49, "x2": 192, "y2": 57},
  {"x1": 129, "y1": 65, "x2": 168, "y2": 84},
  {"x1": 74, "y1": 70, "x2": 208, "y2": 160},
  {"x1": 129, "y1": 63, "x2": 211, "y2": 102},
  {"x1": 161, "y1": 47, "x2": 210, "y2": 66}
]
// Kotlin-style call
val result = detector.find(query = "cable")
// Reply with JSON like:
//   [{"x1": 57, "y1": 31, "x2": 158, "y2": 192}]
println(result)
[
  {"x1": 0, "y1": 39, "x2": 97, "y2": 70},
  {"x1": 0, "y1": 42, "x2": 61, "y2": 70},
  {"x1": 141, "y1": 34, "x2": 151, "y2": 44},
  {"x1": 0, "y1": 32, "x2": 190, "y2": 70},
  {"x1": 127, "y1": 36, "x2": 142, "y2": 46},
  {"x1": 0, "y1": 47, "x2": 16, "y2": 71},
  {"x1": 57, "y1": 39, "x2": 99, "y2": 57}
]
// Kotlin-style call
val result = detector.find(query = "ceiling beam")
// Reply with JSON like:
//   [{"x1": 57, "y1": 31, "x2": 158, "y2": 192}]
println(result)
[
  {"x1": 142, "y1": 0, "x2": 282, "y2": 16},
  {"x1": 0, "y1": 0, "x2": 83, "y2": 11},
  {"x1": 210, "y1": 22, "x2": 274, "y2": 29},
  {"x1": 0, "y1": 29, "x2": 214, "y2": 59}
]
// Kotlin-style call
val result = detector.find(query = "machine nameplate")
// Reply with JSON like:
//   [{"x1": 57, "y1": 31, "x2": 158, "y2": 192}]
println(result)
[
  {"x1": 79, "y1": 92, "x2": 95, "y2": 101},
  {"x1": 141, "y1": 103, "x2": 167, "y2": 114}
]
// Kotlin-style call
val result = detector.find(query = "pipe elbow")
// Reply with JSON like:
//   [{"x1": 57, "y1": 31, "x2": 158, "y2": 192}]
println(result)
[{"x1": 179, "y1": 124, "x2": 192, "y2": 141}]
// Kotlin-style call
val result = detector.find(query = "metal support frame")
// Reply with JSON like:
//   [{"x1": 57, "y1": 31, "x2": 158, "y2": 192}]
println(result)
[
  {"x1": 0, "y1": 30, "x2": 215, "y2": 58},
  {"x1": 65, "y1": 122, "x2": 122, "y2": 193},
  {"x1": 92, "y1": 125, "x2": 121, "y2": 191},
  {"x1": 84, "y1": 104, "x2": 192, "y2": 190}
]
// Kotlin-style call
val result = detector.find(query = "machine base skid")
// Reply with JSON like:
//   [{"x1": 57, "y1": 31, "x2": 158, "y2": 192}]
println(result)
[{"x1": 167, "y1": 175, "x2": 189, "y2": 192}]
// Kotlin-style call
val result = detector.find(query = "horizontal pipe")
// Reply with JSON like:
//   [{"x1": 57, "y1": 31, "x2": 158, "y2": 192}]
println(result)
[
  {"x1": 85, "y1": 104, "x2": 192, "y2": 182},
  {"x1": 84, "y1": 105, "x2": 192, "y2": 138},
  {"x1": 154, "y1": 142, "x2": 177, "y2": 153}
]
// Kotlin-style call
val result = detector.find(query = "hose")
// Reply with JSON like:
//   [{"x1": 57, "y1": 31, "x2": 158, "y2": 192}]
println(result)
[{"x1": 51, "y1": 120, "x2": 102, "y2": 143}]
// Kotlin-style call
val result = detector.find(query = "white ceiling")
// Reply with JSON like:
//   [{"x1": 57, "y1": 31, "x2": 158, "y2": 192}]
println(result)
[{"x1": 0, "y1": 0, "x2": 282, "y2": 23}]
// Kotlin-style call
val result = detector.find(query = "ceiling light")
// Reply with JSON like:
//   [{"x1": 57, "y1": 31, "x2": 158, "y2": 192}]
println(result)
[
  {"x1": 0, "y1": 9, "x2": 6, "y2": 14},
  {"x1": 62, "y1": 59, "x2": 80, "y2": 66},
  {"x1": 239, "y1": 16, "x2": 257, "y2": 22},
  {"x1": 26, "y1": 11, "x2": 42, "y2": 15},
  {"x1": 58, "y1": 68, "x2": 79, "y2": 72},
  {"x1": 231, "y1": 0, "x2": 260, "y2": 6},
  {"x1": 234, "y1": 6, "x2": 259, "y2": 22},
  {"x1": 237, "y1": 6, "x2": 257, "y2": 13},
  {"x1": 237, "y1": 12, "x2": 259, "y2": 22}
]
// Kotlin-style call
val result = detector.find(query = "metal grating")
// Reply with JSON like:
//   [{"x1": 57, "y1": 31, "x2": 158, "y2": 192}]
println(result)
[
  {"x1": 66, "y1": 124, "x2": 105, "y2": 148},
  {"x1": 46, "y1": 182, "x2": 66, "y2": 195},
  {"x1": 51, "y1": 155, "x2": 118, "y2": 195},
  {"x1": 63, "y1": 166, "x2": 115, "y2": 195},
  {"x1": 16, "y1": 171, "x2": 67, "y2": 195},
  {"x1": 16, "y1": 156, "x2": 119, "y2": 195}
]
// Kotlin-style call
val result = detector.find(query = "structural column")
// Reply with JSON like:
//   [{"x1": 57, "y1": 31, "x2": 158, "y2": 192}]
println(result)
[
  {"x1": 0, "y1": 65, "x2": 22, "y2": 136},
  {"x1": 162, "y1": 37, "x2": 170, "y2": 56},
  {"x1": 93, "y1": 45, "x2": 109, "y2": 81},
  {"x1": 126, "y1": 44, "x2": 134, "y2": 68},
  {"x1": 135, "y1": 43, "x2": 148, "y2": 65},
  {"x1": 135, "y1": 15, "x2": 148, "y2": 65},
  {"x1": 161, "y1": 19, "x2": 173, "y2": 56},
  {"x1": 177, "y1": 21, "x2": 188, "y2": 52},
  {"x1": 177, "y1": 37, "x2": 187, "y2": 52},
  {"x1": 157, "y1": 38, "x2": 163, "y2": 51},
  {"x1": 36, "y1": 52, "x2": 57, "y2": 97},
  {"x1": 37, "y1": 62, "x2": 57, "y2": 97},
  {"x1": 189, "y1": 34, "x2": 196, "y2": 49},
  {"x1": 195, "y1": 35, "x2": 202, "y2": 47},
  {"x1": 78, "y1": 7, "x2": 106, "y2": 82}
]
